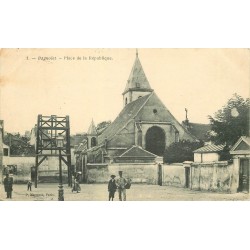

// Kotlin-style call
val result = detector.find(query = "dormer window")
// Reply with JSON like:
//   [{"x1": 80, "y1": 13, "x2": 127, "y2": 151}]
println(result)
[{"x1": 136, "y1": 82, "x2": 140, "y2": 88}]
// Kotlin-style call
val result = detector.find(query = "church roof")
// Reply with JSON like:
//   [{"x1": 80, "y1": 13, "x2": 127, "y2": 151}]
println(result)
[
  {"x1": 97, "y1": 91, "x2": 196, "y2": 145},
  {"x1": 98, "y1": 93, "x2": 152, "y2": 144},
  {"x1": 118, "y1": 145, "x2": 158, "y2": 158},
  {"x1": 75, "y1": 139, "x2": 88, "y2": 153},
  {"x1": 188, "y1": 123, "x2": 211, "y2": 142},
  {"x1": 87, "y1": 119, "x2": 97, "y2": 135},
  {"x1": 123, "y1": 53, "x2": 153, "y2": 94}
]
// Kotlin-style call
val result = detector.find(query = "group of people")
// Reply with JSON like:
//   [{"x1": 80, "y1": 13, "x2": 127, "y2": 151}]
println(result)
[
  {"x1": 108, "y1": 171, "x2": 130, "y2": 201},
  {"x1": 3, "y1": 171, "x2": 129, "y2": 201},
  {"x1": 3, "y1": 173, "x2": 33, "y2": 199}
]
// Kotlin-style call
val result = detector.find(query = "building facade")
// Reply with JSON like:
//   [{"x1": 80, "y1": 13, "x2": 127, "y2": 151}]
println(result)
[{"x1": 75, "y1": 51, "x2": 199, "y2": 182}]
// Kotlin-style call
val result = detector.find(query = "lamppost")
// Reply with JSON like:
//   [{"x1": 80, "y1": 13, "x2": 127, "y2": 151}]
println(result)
[{"x1": 56, "y1": 134, "x2": 64, "y2": 201}]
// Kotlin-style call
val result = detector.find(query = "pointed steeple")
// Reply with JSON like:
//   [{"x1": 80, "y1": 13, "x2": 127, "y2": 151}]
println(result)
[
  {"x1": 122, "y1": 50, "x2": 153, "y2": 106},
  {"x1": 87, "y1": 119, "x2": 97, "y2": 135},
  {"x1": 123, "y1": 50, "x2": 153, "y2": 95}
]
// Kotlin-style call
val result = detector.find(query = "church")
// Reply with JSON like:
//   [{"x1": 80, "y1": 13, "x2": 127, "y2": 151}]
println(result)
[{"x1": 74, "y1": 50, "x2": 198, "y2": 175}]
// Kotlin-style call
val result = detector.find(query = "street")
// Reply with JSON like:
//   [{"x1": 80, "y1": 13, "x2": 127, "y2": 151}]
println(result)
[{"x1": 0, "y1": 183, "x2": 249, "y2": 201}]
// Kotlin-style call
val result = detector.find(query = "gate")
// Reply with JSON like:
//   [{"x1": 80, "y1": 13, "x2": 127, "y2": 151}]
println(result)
[
  {"x1": 238, "y1": 159, "x2": 249, "y2": 193},
  {"x1": 158, "y1": 164, "x2": 162, "y2": 186},
  {"x1": 185, "y1": 167, "x2": 190, "y2": 188}
]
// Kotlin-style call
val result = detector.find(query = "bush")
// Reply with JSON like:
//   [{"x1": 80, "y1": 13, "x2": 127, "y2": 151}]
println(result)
[{"x1": 164, "y1": 140, "x2": 204, "y2": 164}]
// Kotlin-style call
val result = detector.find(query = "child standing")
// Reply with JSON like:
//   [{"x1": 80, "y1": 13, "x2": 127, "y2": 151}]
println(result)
[
  {"x1": 108, "y1": 175, "x2": 117, "y2": 201},
  {"x1": 27, "y1": 180, "x2": 32, "y2": 191}
]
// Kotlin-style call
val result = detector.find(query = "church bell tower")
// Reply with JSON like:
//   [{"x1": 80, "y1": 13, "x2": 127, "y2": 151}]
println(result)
[{"x1": 122, "y1": 50, "x2": 153, "y2": 106}]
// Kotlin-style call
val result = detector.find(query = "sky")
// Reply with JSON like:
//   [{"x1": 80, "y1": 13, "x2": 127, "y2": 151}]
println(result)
[{"x1": 0, "y1": 48, "x2": 249, "y2": 135}]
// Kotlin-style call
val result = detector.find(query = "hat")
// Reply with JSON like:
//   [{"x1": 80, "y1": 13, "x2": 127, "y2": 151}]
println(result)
[
  {"x1": 110, "y1": 175, "x2": 116, "y2": 178},
  {"x1": 118, "y1": 171, "x2": 123, "y2": 174}
]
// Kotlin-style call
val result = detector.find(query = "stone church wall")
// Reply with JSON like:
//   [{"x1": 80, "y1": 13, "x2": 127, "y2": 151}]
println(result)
[
  {"x1": 137, "y1": 93, "x2": 195, "y2": 147},
  {"x1": 141, "y1": 123, "x2": 176, "y2": 148}
]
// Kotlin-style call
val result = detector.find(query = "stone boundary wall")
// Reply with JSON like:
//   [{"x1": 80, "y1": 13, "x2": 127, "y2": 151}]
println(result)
[
  {"x1": 2, "y1": 156, "x2": 68, "y2": 184},
  {"x1": 86, "y1": 163, "x2": 158, "y2": 184},
  {"x1": 2, "y1": 156, "x2": 34, "y2": 183},
  {"x1": 190, "y1": 161, "x2": 238, "y2": 193},
  {"x1": 162, "y1": 163, "x2": 185, "y2": 187}
]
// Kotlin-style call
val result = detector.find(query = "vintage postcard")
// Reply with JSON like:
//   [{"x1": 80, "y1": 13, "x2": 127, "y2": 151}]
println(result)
[{"x1": 0, "y1": 48, "x2": 249, "y2": 201}]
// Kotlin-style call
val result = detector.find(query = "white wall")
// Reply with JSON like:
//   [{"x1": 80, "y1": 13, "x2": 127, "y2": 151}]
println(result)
[
  {"x1": 162, "y1": 164, "x2": 185, "y2": 187},
  {"x1": 194, "y1": 152, "x2": 220, "y2": 162}
]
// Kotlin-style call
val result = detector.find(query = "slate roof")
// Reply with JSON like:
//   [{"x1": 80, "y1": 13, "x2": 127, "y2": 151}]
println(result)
[
  {"x1": 193, "y1": 144, "x2": 224, "y2": 153},
  {"x1": 188, "y1": 123, "x2": 211, "y2": 141},
  {"x1": 123, "y1": 53, "x2": 153, "y2": 94},
  {"x1": 118, "y1": 145, "x2": 158, "y2": 158},
  {"x1": 97, "y1": 91, "x2": 196, "y2": 146},
  {"x1": 98, "y1": 93, "x2": 152, "y2": 144}
]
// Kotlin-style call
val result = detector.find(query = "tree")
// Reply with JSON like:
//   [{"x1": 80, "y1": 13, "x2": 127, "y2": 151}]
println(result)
[
  {"x1": 164, "y1": 140, "x2": 204, "y2": 163},
  {"x1": 96, "y1": 120, "x2": 111, "y2": 133},
  {"x1": 3, "y1": 133, "x2": 35, "y2": 156},
  {"x1": 208, "y1": 93, "x2": 249, "y2": 146}
]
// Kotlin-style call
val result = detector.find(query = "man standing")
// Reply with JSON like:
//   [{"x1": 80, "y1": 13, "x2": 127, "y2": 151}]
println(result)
[
  {"x1": 4, "y1": 173, "x2": 13, "y2": 199},
  {"x1": 116, "y1": 171, "x2": 127, "y2": 201}
]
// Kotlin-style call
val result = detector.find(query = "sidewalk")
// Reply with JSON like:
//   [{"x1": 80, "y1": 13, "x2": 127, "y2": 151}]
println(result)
[{"x1": 0, "y1": 183, "x2": 249, "y2": 201}]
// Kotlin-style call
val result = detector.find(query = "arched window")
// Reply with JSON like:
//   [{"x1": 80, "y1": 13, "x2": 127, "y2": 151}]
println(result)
[
  {"x1": 125, "y1": 97, "x2": 128, "y2": 105},
  {"x1": 91, "y1": 137, "x2": 97, "y2": 147}
]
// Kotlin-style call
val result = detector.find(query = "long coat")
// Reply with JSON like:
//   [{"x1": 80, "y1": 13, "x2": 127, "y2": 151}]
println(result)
[
  {"x1": 108, "y1": 179, "x2": 117, "y2": 193},
  {"x1": 4, "y1": 176, "x2": 13, "y2": 192}
]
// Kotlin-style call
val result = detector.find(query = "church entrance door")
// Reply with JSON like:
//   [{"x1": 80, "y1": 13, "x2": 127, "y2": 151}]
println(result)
[{"x1": 145, "y1": 126, "x2": 165, "y2": 156}]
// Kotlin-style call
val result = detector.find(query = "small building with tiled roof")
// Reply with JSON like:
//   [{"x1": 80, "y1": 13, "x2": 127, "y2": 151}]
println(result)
[{"x1": 193, "y1": 144, "x2": 225, "y2": 162}]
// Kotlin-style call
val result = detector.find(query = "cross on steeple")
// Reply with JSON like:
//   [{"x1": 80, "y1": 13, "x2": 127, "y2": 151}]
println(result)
[
  {"x1": 136, "y1": 48, "x2": 138, "y2": 57},
  {"x1": 185, "y1": 108, "x2": 188, "y2": 120}
]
